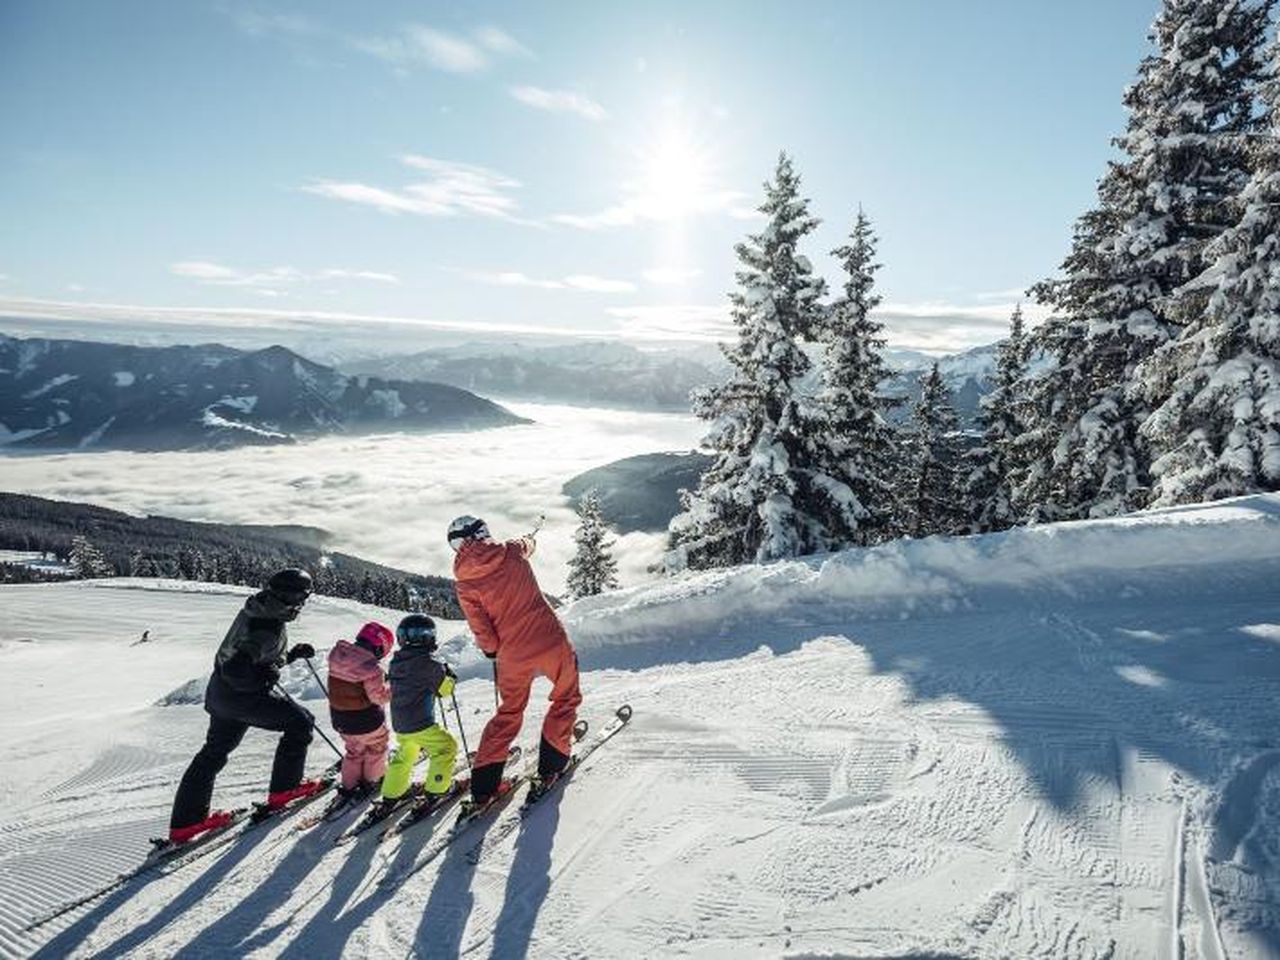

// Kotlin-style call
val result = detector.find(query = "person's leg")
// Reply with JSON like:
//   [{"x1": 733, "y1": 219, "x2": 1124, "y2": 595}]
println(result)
[
  {"x1": 170, "y1": 715, "x2": 248, "y2": 829},
  {"x1": 230, "y1": 690, "x2": 316, "y2": 794},
  {"x1": 471, "y1": 660, "x2": 533, "y2": 799},
  {"x1": 381, "y1": 731, "x2": 424, "y2": 800},
  {"x1": 361, "y1": 726, "x2": 390, "y2": 787},
  {"x1": 538, "y1": 642, "x2": 584, "y2": 777},
  {"x1": 420, "y1": 726, "x2": 458, "y2": 795},
  {"x1": 339, "y1": 732, "x2": 363, "y2": 791}
]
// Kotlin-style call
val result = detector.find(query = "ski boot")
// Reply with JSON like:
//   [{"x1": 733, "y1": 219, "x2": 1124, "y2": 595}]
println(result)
[
  {"x1": 168, "y1": 810, "x2": 237, "y2": 846},
  {"x1": 267, "y1": 778, "x2": 328, "y2": 811}
]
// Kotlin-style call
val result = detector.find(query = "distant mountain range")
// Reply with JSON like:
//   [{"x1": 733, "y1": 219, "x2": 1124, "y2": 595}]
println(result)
[
  {"x1": 0, "y1": 335, "x2": 524, "y2": 451},
  {"x1": 344, "y1": 341, "x2": 722, "y2": 412},
  {"x1": 564, "y1": 452, "x2": 715, "y2": 534},
  {"x1": 346, "y1": 339, "x2": 1001, "y2": 423}
]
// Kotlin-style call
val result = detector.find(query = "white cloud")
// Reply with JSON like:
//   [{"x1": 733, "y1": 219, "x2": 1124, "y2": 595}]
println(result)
[
  {"x1": 871, "y1": 299, "x2": 1050, "y2": 353},
  {"x1": 464, "y1": 270, "x2": 636, "y2": 293},
  {"x1": 67, "y1": 283, "x2": 85, "y2": 293},
  {"x1": 355, "y1": 25, "x2": 487, "y2": 73},
  {"x1": 606, "y1": 304, "x2": 732, "y2": 341},
  {"x1": 0, "y1": 404, "x2": 703, "y2": 594},
  {"x1": 554, "y1": 188, "x2": 751, "y2": 229},
  {"x1": 474, "y1": 26, "x2": 532, "y2": 58},
  {"x1": 232, "y1": 11, "x2": 323, "y2": 39},
  {"x1": 169, "y1": 260, "x2": 400, "y2": 292},
  {"x1": 305, "y1": 155, "x2": 529, "y2": 222},
  {"x1": 509, "y1": 85, "x2": 608, "y2": 122},
  {"x1": 564, "y1": 275, "x2": 636, "y2": 293},
  {"x1": 643, "y1": 267, "x2": 702, "y2": 286}
]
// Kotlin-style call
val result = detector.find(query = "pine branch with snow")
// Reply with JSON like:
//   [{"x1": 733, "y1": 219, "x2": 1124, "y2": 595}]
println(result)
[
  {"x1": 965, "y1": 306, "x2": 1030, "y2": 532},
  {"x1": 905, "y1": 363, "x2": 965, "y2": 537}
]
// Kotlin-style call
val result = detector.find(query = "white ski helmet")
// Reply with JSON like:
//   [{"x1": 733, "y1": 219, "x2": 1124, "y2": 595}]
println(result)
[{"x1": 447, "y1": 515, "x2": 490, "y2": 551}]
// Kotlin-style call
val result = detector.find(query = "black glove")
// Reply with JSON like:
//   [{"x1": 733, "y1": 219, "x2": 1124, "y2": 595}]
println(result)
[
  {"x1": 482, "y1": 649, "x2": 497, "y2": 660},
  {"x1": 286, "y1": 643, "x2": 315, "y2": 663}
]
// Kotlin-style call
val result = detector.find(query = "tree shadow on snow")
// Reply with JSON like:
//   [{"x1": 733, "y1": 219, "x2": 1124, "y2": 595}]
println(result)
[{"x1": 575, "y1": 556, "x2": 1280, "y2": 818}]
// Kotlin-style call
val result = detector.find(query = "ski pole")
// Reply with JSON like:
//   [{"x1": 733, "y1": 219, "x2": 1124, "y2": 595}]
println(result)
[
  {"x1": 438, "y1": 697, "x2": 449, "y2": 731},
  {"x1": 275, "y1": 681, "x2": 343, "y2": 760},
  {"x1": 530, "y1": 514, "x2": 546, "y2": 537},
  {"x1": 451, "y1": 691, "x2": 472, "y2": 775},
  {"x1": 492, "y1": 660, "x2": 500, "y2": 711},
  {"x1": 303, "y1": 657, "x2": 329, "y2": 698}
]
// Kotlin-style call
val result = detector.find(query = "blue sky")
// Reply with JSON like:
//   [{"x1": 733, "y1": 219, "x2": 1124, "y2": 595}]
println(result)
[{"x1": 0, "y1": 1, "x2": 1159, "y2": 353}]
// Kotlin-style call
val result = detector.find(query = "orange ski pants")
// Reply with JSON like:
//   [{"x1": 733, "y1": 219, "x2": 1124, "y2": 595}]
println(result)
[{"x1": 475, "y1": 640, "x2": 582, "y2": 767}]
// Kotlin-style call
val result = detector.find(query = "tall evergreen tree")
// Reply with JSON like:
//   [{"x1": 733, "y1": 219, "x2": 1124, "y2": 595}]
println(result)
[
  {"x1": 70, "y1": 535, "x2": 112, "y2": 578},
  {"x1": 566, "y1": 490, "x2": 620, "y2": 599},
  {"x1": 815, "y1": 208, "x2": 904, "y2": 545},
  {"x1": 965, "y1": 306, "x2": 1030, "y2": 532},
  {"x1": 905, "y1": 364, "x2": 964, "y2": 537},
  {"x1": 667, "y1": 153, "x2": 857, "y2": 570},
  {"x1": 1139, "y1": 30, "x2": 1280, "y2": 504},
  {"x1": 1020, "y1": 0, "x2": 1272, "y2": 521}
]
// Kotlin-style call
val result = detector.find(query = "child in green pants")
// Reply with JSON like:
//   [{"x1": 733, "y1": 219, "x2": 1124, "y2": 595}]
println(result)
[{"x1": 380, "y1": 614, "x2": 458, "y2": 804}]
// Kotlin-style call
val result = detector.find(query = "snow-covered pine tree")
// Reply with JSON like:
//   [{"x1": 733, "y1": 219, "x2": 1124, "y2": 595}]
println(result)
[
  {"x1": 667, "y1": 153, "x2": 855, "y2": 571},
  {"x1": 1019, "y1": 0, "x2": 1272, "y2": 521},
  {"x1": 815, "y1": 208, "x2": 904, "y2": 545},
  {"x1": 69, "y1": 535, "x2": 112, "y2": 578},
  {"x1": 1138, "y1": 28, "x2": 1280, "y2": 504},
  {"x1": 965, "y1": 305, "x2": 1030, "y2": 532},
  {"x1": 905, "y1": 363, "x2": 964, "y2": 537},
  {"x1": 566, "y1": 489, "x2": 620, "y2": 598}
]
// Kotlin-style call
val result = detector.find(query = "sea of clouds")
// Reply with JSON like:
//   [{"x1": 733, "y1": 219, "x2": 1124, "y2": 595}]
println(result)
[{"x1": 1, "y1": 402, "x2": 704, "y2": 594}]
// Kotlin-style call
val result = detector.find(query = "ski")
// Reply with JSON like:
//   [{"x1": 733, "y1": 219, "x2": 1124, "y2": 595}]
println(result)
[
  {"x1": 465, "y1": 705, "x2": 632, "y2": 865},
  {"x1": 379, "y1": 708, "x2": 625, "y2": 887},
  {"x1": 375, "y1": 778, "x2": 470, "y2": 843},
  {"x1": 24, "y1": 759, "x2": 340, "y2": 932},
  {"x1": 336, "y1": 746, "x2": 520, "y2": 845}
]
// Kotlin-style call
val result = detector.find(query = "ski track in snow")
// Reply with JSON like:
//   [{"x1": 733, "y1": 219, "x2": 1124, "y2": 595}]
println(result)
[{"x1": 2, "y1": 494, "x2": 1280, "y2": 957}]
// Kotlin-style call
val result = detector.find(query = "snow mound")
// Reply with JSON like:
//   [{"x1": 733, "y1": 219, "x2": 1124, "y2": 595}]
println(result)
[{"x1": 564, "y1": 493, "x2": 1280, "y2": 652}]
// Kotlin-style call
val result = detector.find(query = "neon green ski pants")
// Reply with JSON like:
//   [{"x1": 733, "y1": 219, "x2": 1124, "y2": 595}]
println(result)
[{"x1": 382, "y1": 725, "x2": 458, "y2": 800}]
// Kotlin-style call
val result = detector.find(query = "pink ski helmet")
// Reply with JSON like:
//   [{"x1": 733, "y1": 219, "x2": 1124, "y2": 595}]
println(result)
[{"x1": 355, "y1": 621, "x2": 395, "y2": 659}]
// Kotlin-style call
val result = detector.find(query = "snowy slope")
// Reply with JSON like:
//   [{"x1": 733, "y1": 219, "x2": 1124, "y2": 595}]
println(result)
[{"x1": 3, "y1": 495, "x2": 1280, "y2": 958}]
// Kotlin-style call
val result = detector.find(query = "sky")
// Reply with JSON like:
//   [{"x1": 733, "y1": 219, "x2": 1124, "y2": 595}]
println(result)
[{"x1": 0, "y1": 1, "x2": 1161, "y2": 355}]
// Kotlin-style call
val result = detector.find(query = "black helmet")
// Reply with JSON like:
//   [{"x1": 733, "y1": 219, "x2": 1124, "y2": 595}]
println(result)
[
  {"x1": 396, "y1": 613, "x2": 437, "y2": 649},
  {"x1": 266, "y1": 568, "x2": 313, "y2": 603}
]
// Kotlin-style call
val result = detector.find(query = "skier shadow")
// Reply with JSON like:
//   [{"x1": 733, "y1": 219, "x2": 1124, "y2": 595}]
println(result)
[
  {"x1": 32, "y1": 825, "x2": 274, "y2": 960},
  {"x1": 168, "y1": 821, "x2": 332, "y2": 958},
  {"x1": 487, "y1": 790, "x2": 563, "y2": 960},
  {"x1": 409, "y1": 813, "x2": 505, "y2": 959}
]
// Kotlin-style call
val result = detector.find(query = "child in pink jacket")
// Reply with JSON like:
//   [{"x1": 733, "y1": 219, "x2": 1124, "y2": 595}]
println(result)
[{"x1": 327, "y1": 622, "x2": 394, "y2": 794}]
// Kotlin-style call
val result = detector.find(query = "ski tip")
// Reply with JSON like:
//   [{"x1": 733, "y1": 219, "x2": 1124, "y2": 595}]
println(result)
[{"x1": 616, "y1": 704, "x2": 633, "y2": 722}]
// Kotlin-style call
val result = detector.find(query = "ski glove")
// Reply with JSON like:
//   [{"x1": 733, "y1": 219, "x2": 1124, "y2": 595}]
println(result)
[{"x1": 285, "y1": 643, "x2": 315, "y2": 663}]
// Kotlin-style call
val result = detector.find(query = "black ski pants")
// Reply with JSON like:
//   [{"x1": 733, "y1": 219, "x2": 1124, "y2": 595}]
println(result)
[{"x1": 169, "y1": 677, "x2": 313, "y2": 829}]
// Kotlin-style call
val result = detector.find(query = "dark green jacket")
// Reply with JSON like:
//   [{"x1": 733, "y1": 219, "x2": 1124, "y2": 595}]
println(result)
[{"x1": 212, "y1": 591, "x2": 295, "y2": 693}]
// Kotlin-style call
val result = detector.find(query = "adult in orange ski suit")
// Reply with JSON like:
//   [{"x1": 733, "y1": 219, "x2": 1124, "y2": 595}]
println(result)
[{"x1": 452, "y1": 526, "x2": 582, "y2": 801}]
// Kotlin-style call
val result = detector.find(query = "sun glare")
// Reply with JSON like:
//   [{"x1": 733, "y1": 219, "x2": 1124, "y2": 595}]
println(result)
[{"x1": 636, "y1": 129, "x2": 716, "y2": 221}]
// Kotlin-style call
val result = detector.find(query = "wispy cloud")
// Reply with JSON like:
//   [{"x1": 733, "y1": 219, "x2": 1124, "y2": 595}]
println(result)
[
  {"x1": 474, "y1": 26, "x2": 532, "y2": 58},
  {"x1": 643, "y1": 267, "x2": 703, "y2": 286},
  {"x1": 554, "y1": 188, "x2": 753, "y2": 230},
  {"x1": 170, "y1": 260, "x2": 399, "y2": 296},
  {"x1": 464, "y1": 270, "x2": 636, "y2": 293},
  {"x1": 510, "y1": 85, "x2": 608, "y2": 122},
  {"x1": 606, "y1": 304, "x2": 732, "y2": 341},
  {"x1": 231, "y1": 10, "x2": 323, "y2": 39},
  {"x1": 305, "y1": 155, "x2": 531, "y2": 223},
  {"x1": 355, "y1": 26, "x2": 486, "y2": 73},
  {"x1": 872, "y1": 299, "x2": 1048, "y2": 353}
]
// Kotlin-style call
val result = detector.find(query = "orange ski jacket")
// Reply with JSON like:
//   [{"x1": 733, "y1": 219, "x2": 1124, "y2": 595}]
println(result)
[{"x1": 453, "y1": 537, "x2": 568, "y2": 661}]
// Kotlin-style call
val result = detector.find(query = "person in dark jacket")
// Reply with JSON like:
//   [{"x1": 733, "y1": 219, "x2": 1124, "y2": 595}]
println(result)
[
  {"x1": 374, "y1": 614, "x2": 458, "y2": 809},
  {"x1": 167, "y1": 568, "x2": 324, "y2": 844}
]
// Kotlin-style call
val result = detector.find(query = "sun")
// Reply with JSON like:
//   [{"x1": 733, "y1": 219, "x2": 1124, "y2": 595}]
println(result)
[{"x1": 635, "y1": 129, "x2": 716, "y2": 222}]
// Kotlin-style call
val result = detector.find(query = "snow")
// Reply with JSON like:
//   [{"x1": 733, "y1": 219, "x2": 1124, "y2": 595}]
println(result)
[
  {"x1": 21, "y1": 373, "x2": 78, "y2": 399},
  {"x1": 200, "y1": 409, "x2": 288, "y2": 440},
  {"x1": 112, "y1": 372, "x2": 135, "y2": 388},
  {"x1": 76, "y1": 417, "x2": 115, "y2": 449},
  {"x1": 3, "y1": 494, "x2": 1280, "y2": 958}
]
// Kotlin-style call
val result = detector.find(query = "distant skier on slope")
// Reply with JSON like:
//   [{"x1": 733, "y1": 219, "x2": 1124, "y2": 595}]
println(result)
[
  {"x1": 448, "y1": 515, "x2": 583, "y2": 804},
  {"x1": 167, "y1": 568, "x2": 325, "y2": 844},
  {"x1": 326, "y1": 621, "x2": 394, "y2": 798}
]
